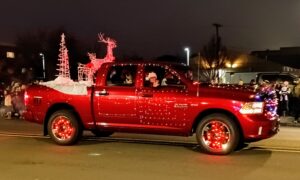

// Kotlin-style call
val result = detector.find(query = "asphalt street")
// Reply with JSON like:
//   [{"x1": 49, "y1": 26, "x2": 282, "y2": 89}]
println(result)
[
  {"x1": 1, "y1": 132, "x2": 300, "y2": 180},
  {"x1": 1, "y1": 118, "x2": 300, "y2": 180}
]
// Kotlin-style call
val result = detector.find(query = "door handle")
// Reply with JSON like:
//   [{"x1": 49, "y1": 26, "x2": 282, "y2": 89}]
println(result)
[
  {"x1": 141, "y1": 93, "x2": 153, "y2": 97},
  {"x1": 95, "y1": 89, "x2": 109, "y2": 96}
]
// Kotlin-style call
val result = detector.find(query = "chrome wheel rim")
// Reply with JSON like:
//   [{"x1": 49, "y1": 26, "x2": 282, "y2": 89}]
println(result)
[
  {"x1": 51, "y1": 116, "x2": 75, "y2": 141},
  {"x1": 201, "y1": 120, "x2": 231, "y2": 152}
]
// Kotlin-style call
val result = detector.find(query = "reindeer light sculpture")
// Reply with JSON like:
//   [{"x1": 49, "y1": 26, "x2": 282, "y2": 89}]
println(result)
[{"x1": 78, "y1": 33, "x2": 117, "y2": 82}]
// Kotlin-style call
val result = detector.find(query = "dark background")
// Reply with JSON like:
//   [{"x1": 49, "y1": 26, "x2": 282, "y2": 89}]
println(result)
[{"x1": 1, "y1": 0, "x2": 300, "y2": 58}]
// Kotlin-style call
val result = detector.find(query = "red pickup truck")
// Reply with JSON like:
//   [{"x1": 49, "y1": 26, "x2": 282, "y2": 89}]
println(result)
[{"x1": 23, "y1": 61, "x2": 279, "y2": 155}]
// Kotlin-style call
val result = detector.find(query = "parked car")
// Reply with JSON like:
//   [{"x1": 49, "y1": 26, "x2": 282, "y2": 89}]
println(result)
[
  {"x1": 256, "y1": 72, "x2": 298, "y2": 84},
  {"x1": 224, "y1": 71, "x2": 299, "y2": 85}
]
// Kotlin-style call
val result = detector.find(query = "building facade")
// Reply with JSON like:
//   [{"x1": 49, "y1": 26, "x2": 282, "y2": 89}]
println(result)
[
  {"x1": 0, "y1": 43, "x2": 17, "y2": 61},
  {"x1": 252, "y1": 47, "x2": 300, "y2": 69}
]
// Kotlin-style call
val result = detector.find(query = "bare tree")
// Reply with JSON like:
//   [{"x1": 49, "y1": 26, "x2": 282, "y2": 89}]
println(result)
[{"x1": 198, "y1": 36, "x2": 229, "y2": 82}]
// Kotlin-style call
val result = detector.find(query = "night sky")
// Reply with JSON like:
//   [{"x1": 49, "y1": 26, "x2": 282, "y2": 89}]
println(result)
[{"x1": 1, "y1": 0, "x2": 300, "y2": 58}]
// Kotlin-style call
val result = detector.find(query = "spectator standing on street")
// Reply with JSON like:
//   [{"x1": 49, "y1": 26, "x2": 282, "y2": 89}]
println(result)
[
  {"x1": 249, "y1": 79, "x2": 258, "y2": 90},
  {"x1": 274, "y1": 81, "x2": 281, "y2": 96},
  {"x1": 12, "y1": 83, "x2": 26, "y2": 118},
  {"x1": 238, "y1": 79, "x2": 244, "y2": 86},
  {"x1": 3, "y1": 88, "x2": 13, "y2": 119},
  {"x1": 279, "y1": 81, "x2": 291, "y2": 117},
  {"x1": 294, "y1": 80, "x2": 300, "y2": 123}
]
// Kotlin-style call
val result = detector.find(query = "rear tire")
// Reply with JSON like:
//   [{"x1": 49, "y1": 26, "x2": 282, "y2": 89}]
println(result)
[
  {"x1": 196, "y1": 113, "x2": 240, "y2": 155},
  {"x1": 47, "y1": 110, "x2": 82, "y2": 145}
]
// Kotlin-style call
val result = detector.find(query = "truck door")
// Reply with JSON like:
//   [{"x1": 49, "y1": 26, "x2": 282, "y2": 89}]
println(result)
[
  {"x1": 93, "y1": 64, "x2": 139, "y2": 127},
  {"x1": 138, "y1": 65, "x2": 190, "y2": 132}
]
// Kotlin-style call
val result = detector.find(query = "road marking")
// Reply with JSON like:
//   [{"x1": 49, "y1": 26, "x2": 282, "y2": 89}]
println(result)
[
  {"x1": 85, "y1": 136, "x2": 196, "y2": 147},
  {"x1": 1, "y1": 133, "x2": 300, "y2": 154},
  {"x1": 248, "y1": 145, "x2": 300, "y2": 154},
  {"x1": 255, "y1": 148, "x2": 300, "y2": 153},
  {"x1": 0, "y1": 132, "x2": 46, "y2": 138},
  {"x1": 88, "y1": 153, "x2": 102, "y2": 156}
]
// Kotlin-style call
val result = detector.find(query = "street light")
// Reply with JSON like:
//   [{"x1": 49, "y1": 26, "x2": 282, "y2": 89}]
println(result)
[
  {"x1": 184, "y1": 47, "x2": 190, "y2": 66},
  {"x1": 39, "y1": 53, "x2": 46, "y2": 79}
]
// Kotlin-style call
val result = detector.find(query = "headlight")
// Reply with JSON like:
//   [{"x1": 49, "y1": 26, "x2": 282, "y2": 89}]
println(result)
[{"x1": 240, "y1": 102, "x2": 264, "y2": 114}]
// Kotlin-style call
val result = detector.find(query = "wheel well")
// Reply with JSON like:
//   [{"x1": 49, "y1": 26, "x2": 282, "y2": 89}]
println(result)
[
  {"x1": 43, "y1": 103, "x2": 83, "y2": 136},
  {"x1": 192, "y1": 109, "x2": 244, "y2": 140}
]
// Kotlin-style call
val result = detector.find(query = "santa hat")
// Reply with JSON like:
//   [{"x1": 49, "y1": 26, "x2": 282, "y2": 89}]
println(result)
[{"x1": 148, "y1": 72, "x2": 157, "y2": 79}]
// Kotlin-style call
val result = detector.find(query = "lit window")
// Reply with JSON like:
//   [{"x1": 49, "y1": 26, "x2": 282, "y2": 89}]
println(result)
[{"x1": 6, "y1": 52, "x2": 15, "y2": 59}]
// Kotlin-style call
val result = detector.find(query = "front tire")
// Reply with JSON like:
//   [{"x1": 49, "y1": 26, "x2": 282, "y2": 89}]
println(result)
[
  {"x1": 48, "y1": 110, "x2": 82, "y2": 145},
  {"x1": 196, "y1": 113, "x2": 240, "y2": 155}
]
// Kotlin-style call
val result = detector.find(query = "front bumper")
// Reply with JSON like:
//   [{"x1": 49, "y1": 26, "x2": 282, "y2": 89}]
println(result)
[{"x1": 241, "y1": 114, "x2": 280, "y2": 142}]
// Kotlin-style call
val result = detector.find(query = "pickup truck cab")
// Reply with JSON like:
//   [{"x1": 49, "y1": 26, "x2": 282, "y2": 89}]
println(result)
[{"x1": 23, "y1": 61, "x2": 279, "y2": 155}]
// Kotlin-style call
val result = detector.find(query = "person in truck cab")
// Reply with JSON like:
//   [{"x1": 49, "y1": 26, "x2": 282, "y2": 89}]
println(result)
[
  {"x1": 161, "y1": 72, "x2": 174, "y2": 86},
  {"x1": 147, "y1": 72, "x2": 160, "y2": 88},
  {"x1": 123, "y1": 70, "x2": 133, "y2": 85}
]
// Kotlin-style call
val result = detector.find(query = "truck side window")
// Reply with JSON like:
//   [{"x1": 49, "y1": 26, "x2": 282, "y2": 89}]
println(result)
[
  {"x1": 144, "y1": 65, "x2": 185, "y2": 89},
  {"x1": 106, "y1": 65, "x2": 137, "y2": 87}
]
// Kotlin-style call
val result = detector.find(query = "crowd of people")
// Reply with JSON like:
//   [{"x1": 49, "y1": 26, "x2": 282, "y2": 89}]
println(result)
[
  {"x1": 276, "y1": 80, "x2": 300, "y2": 123},
  {"x1": 0, "y1": 81, "x2": 27, "y2": 119},
  {"x1": 248, "y1": 79, "x2": 300, "y2": 123}
]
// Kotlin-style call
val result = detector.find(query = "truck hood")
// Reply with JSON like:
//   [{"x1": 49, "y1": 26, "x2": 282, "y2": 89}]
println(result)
[{"x1": 198, "y1": 84, "x2": 257, "y2": 102}]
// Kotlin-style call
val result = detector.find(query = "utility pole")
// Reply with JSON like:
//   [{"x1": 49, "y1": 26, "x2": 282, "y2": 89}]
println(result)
[
  {"x1": 197, "y1": 52, "x2": 200, "y2": 82},
  {"x1": 212, "y1": 23, "x2": 223, "y2": 59},
  {"x1": 213, "y1": 23, "x2": 223, "y2": 82}
]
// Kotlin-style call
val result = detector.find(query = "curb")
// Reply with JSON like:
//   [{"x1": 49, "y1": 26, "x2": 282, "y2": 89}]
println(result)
[
  {"x1": 280, "y1": 122, "x2": 300, "y2": 127},
  {"x1": 279, "y1": 116, "x2": 300, "y2": 127}
]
